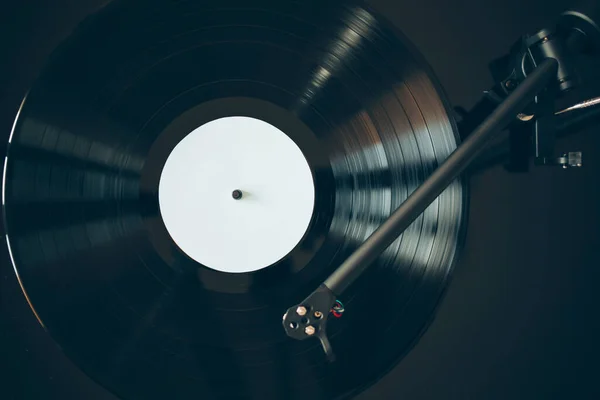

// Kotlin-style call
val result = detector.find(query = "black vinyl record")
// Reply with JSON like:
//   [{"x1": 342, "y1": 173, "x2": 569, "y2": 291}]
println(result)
[{"x1": 2, "y1": 0, "x2": 467, "y2": 399}]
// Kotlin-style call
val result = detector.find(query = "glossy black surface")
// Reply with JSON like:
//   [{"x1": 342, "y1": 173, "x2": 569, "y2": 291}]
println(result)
[{"x1": 2, "y1": 1, "x2": 466, "y2": 399}]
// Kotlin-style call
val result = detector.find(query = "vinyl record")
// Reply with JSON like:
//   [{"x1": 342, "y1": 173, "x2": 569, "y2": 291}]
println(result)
[{"x1": 2, "y1": 0, "x2": 467, "y2": 399}]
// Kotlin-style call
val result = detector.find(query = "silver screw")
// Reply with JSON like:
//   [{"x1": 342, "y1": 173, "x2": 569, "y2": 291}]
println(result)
[
  {"x1": 296, "y1": 306, "x2": 307, "y2": 316},
  {"x1": 305, "y1": 326, "x2": 316, "y2": 336}
]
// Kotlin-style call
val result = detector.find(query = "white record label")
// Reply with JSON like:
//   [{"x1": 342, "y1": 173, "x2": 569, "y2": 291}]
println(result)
[{"x1": 158, "y1": 116, "x2": 315, "y2": 274}]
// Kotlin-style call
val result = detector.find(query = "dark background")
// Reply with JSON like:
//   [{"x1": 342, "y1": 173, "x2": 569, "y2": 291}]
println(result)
[{"x1": 1, "y1": 0, "x2": 599, "y2": 399}]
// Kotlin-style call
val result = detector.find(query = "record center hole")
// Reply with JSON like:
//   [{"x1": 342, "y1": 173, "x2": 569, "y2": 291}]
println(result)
[{"x1": 231, "y1": 189, "x2": 243, "y2": 200}]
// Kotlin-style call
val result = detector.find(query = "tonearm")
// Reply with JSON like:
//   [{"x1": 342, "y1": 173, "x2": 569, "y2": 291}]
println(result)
[{"x1": 282, "y1": 2, "x2": 600, "y2": 361}]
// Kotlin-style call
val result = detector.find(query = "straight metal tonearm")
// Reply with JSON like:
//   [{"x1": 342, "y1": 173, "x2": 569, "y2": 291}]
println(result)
[{"x1": 282, "y1": 58, "x2": 559, "y2": 361}]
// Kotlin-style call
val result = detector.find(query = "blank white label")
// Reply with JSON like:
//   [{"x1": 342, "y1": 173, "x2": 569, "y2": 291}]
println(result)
[{"x1": 158, "y1": 116, "x2": 315, "y2": 274}]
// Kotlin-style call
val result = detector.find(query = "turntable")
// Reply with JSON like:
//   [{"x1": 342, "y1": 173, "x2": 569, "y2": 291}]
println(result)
[{"x1": 1, "y1": 0, "x2": 599, "y2": 399}]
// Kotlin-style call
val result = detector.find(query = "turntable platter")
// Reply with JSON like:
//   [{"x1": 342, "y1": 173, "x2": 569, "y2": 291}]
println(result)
[{"x1": 2, "y1": 0, "x2": 466, "y2": 399}]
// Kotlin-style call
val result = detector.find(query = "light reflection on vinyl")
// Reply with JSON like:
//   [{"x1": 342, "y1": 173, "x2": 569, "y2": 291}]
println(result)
[{"x1": 1, "y1": 0, "x2": 467, "y2": 399}]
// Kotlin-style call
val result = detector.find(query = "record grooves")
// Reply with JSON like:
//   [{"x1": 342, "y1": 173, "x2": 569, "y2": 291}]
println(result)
[{"x1": 2, "y1": 0, "x2": 467, "y2": 399}]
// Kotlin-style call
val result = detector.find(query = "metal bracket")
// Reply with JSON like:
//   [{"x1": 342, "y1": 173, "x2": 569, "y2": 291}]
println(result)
[{"x1": 537, "y1": 151, "x2": 583, "y2": 168}]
